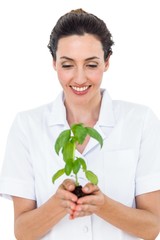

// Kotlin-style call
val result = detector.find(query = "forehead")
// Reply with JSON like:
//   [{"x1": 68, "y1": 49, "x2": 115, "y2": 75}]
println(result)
[{"x1": 56, "y1": 34, "x2": 104, "y2": 60}]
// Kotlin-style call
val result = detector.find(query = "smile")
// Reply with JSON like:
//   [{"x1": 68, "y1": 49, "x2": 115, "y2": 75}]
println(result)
[{"x1": 70, "y1": 85, "x2": 91, "y2": 92}]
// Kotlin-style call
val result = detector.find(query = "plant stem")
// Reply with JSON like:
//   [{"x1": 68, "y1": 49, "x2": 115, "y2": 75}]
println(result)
[
  {"x1": 72, "y1": 140, "x2": 76, "y2": 158},
  {"x1": 72, "y1": 139, "x2": 80, "y2": 186},
  {"x1": 75, "y1": 174, "x2": 79, "y2": 186}
]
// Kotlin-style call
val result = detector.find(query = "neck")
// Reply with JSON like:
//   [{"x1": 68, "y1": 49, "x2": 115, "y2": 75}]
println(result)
[{"x1": 64, "y1": 94, "x2": 102, "y2": 127}]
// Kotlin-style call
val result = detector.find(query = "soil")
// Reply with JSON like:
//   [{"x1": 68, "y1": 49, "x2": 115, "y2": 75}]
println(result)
[{"x1": 72, "y1": 185, "x2": 88, "y2": 198}]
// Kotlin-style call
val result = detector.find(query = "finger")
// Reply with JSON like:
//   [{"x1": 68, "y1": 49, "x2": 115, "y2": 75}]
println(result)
[
  {"x1": 77, "y1": 194, "x2": 97, "y2": 205},
  {"x1": 61, "y1": 179, "x2": 76, "y2": 191},
  {"x1": 56, "y1": 187, "x2": 77, "y2": 202},
  {"x1": 75, "y1": 203, "x2": 97, "y2": 212},
  {"x1": 61, "y1": 201, "x2": 76, "y2": 217},
  {"x1": 77, "y1": 191, "x2": 105, "y2": 206},
  {"x1": 60, "y1": 199, "x2": 76, "y2": 209},
  {"x1": 73, "y1": 209, "x2": 93, "y2": 218},
  {"x1": 82, "y1": 183, "x2": 99, "y2": 194}
]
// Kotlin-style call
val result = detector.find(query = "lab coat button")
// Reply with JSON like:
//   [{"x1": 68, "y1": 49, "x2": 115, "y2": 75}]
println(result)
[{"x1": 83, "y1": 226, "x2": 89, "y2": 233}]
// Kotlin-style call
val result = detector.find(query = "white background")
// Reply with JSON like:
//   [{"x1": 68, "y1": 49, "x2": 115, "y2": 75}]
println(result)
[{"x1": 0, "y1": 0, "x2": 160, "y2": 239}]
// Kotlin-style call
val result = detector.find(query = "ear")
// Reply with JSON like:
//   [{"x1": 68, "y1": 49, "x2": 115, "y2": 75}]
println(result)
[
  {"x1": 104, "y1": 57, "x2": 110, "y2": 72},
  {"x1": 52, "y1": 60, "x2": 57, "y2": 71}
]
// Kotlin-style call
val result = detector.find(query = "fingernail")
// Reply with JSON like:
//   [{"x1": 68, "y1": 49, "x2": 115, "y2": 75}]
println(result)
[
  {"x1": 69, "y1": 215, "x2": 74, "y2": 220},
  {"x1": 84, "y1": 187, "x2": 89, "y2": 192},
  {"x1": 68, "y1": 185, "x2": 73, "y2": 191},
  {"x1": 71, "y1": 205, "x2": 75, "y2": 210}
]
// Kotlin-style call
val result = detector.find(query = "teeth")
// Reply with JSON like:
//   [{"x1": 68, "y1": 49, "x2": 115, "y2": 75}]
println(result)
[{"x1": 71, "y1": 86, "x2": 90, "y2": 92}]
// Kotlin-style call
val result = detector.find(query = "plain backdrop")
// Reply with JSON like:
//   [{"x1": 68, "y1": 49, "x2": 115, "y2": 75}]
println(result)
[{"x1": 0, "y1": 0, "x2": 160, "y2": 239}]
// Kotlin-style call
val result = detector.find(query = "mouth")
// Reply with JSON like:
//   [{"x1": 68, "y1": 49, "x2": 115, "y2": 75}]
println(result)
[{"x1": 69, "y1": 85, "x2": 91, "y2": 95}]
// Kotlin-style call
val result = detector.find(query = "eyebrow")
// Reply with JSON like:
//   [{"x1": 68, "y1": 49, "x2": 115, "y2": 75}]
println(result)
[{"x1": 60, "y1": 56, "x2": 100, "y2": 61}]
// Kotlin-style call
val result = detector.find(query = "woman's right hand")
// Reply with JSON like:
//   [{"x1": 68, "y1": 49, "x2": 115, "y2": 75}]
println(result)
[
  {"x1": 13, "y1": 179, "x2": 78, "y2": 239},
  {"x1": 55, "y1": 179, "x2": 78, "y2": 216}
]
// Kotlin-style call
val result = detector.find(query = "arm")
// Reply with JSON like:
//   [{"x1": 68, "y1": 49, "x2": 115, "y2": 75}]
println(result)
[
  {"x1": 71, "y1": 183, "x2": 160, "y2": 240},
  {"x1": 13, "y1": 180, "x2": 78, "y2": 240}
]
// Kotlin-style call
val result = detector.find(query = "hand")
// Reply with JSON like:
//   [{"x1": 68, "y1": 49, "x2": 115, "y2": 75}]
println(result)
[
  {"x1": 70, "y1": 183, "x2": 105, "y2": 219},
  {"x1": 55, "y1": 179, "x2": 78, "y2": 216}
]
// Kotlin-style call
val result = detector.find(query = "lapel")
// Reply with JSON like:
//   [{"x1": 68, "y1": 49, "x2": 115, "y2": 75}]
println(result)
[
  {"x1": 47, "y1": 91, "x2": 67, "y2": 127},
  {"x1": 84, "y1": 89, "x2": 116, "y2": 155},
  {"x1": 46, "y1": 89, "x2": 116, "y2": 156}
]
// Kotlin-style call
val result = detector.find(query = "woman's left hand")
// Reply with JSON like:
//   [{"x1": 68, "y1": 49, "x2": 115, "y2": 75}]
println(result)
[{"x1": 70, "y1": 183, "x2": 105, "y2": 219}]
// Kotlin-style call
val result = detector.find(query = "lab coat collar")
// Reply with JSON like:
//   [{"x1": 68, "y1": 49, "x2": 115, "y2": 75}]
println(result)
[
  {"x1": 47, "y1": 92, "x2": 67, "y2": 126},
  {"x1": 98, "y1": 89, "x2": 116, "y2": 127},
  {"x1": 47, "y1": 89, "x2": 116, "y2": 127}
]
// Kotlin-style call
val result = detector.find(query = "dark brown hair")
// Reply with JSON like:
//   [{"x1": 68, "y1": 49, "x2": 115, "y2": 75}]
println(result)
[{"x1": 48, "y1": 9, "x2": 114, "y2": 60}]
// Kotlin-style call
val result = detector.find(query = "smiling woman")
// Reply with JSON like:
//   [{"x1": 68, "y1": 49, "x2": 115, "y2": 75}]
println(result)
[
  {"x1": 0, "y1": 7, "x2": 160, "y2": 240},
  {"x1": 53, "y1": 34, "x2": 109, "y2": 114}
]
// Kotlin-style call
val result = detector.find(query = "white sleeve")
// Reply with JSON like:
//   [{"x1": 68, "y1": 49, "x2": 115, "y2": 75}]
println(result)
[
  {"x1": 136, "y1": 108, "x2": 160, "y2": 196},
  {"x1": 0, "y1": 113, "x2": 36, "y2": 200}
]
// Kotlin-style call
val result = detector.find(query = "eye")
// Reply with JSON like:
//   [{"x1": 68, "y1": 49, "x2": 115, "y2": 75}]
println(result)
[
  {"x1": 62, "y1": 64, "x2": 73, "y2": 68},
  {"x1": 87, "y1": 64, "x2": 98, "y2": 68}
]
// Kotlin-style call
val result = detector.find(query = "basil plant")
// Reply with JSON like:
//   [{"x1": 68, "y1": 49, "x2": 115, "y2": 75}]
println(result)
[{"x1": 52, "y1": 123, "x2": 103, "y2": 186}]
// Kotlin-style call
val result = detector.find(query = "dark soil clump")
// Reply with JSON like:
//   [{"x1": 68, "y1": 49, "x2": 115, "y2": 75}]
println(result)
[{"x1": 72, "y1": 185, "x2": 87, "y2": 198}]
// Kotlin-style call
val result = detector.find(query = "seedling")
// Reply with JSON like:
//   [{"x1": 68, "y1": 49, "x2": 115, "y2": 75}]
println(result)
[{"x1": 52, "y1": 123, "x2": 103, "y2": 197}]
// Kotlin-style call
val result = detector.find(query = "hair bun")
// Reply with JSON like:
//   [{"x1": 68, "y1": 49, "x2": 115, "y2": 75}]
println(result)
[{"x1": 70, "y1": 8, "x2": 87, "y2": 14}]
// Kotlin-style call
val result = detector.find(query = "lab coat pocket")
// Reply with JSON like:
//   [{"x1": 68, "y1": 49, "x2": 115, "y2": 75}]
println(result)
[{"x1": 103, "y1": 148, "x2": 137, "y2": 206}]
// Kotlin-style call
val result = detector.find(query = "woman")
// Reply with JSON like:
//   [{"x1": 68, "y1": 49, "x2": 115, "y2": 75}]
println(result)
[{"x1": 0, "y1": 8, "x2": 160, "y2": 240}]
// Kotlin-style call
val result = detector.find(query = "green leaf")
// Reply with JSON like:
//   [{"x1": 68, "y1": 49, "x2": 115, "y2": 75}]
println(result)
[
  {"x1": 55, "y1": 129, "x2": 71, "y2": 155},
  {"x1": 52, "y1": 168, "x2": 65, "y2": 183},
  {"x1": 73, "y1": 159, "x2": 81, "y2": 174},
  {"x1": 85, "y1": 170, "x2": 98, "y2": 185},
  {"x1": 71, "y1": 123, "x2": 88, "y2": 144},
  {"x1": 77, "y1": 157, "x2": 87, "y2": 172},
  {"x1": 65, "y1": 161, "x2": 73, "y2": 176},
  {"x1": 86, "y1": 127, "x2": 103, "y2": 148},
  {"x1": 62, "y1": 141, "x2": 75, "y2": 162}
]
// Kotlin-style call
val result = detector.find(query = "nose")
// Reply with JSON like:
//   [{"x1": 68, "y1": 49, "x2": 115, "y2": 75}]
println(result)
[{"x1": 73, "y1": 67, "x2": 87, "y2": 85}]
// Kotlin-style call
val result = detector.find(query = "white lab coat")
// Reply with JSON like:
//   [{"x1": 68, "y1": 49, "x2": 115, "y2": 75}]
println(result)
[{"x1": 0, "y1": 89, "x2": 160, "y2": 239}]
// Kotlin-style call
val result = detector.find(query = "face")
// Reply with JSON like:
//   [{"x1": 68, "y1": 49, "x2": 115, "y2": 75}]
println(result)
[{"x1": 53, "y1": 34, "x2": 109, "y2": 106}]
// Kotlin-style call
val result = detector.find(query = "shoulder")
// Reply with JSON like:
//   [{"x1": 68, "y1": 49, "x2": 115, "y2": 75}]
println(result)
[
  {"x1": 17, "y1": 102, "x2": 53, "y2": 123},
  {"x1": 112, "y1": 100, "x2": 153, "y2": 122},
  {"x1": 11, "y1": 102, "x2": 54, "y2": 135},
  {"x1": 112, "y1": 100, "x2": 160, "y2": 137},
  {"x1": 16, "y1": 91, "x2": 64, "y2": 127},
  {"x1": 102, "y1": 89, "x2": 155, "y2": 123}
]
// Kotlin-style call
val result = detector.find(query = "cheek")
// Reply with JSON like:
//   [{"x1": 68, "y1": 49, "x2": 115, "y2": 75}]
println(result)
[
  {"x1": 57, "y1": 70, "x2": 72, "y2": 85},
  {"x1": 87, "y1": 70, "x2": 103, "y2": 83}
]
